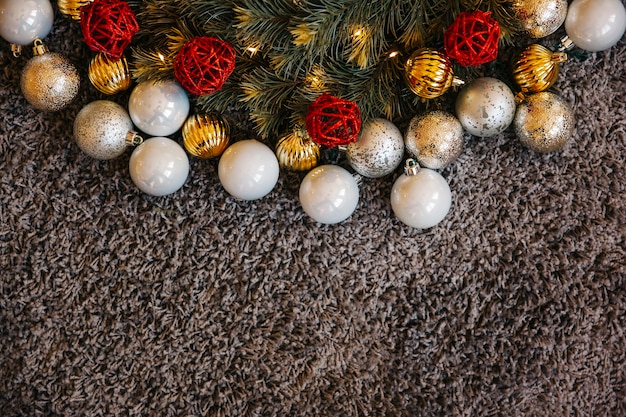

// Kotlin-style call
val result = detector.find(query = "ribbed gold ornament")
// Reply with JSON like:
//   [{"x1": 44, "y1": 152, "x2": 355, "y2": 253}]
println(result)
[
  {"x1": 182, "y1": 114, "x2": 230, "y2": 159},
  {"x1": 512, "y1": 44, "x2": 567, "y2": 94},
  {"x1": 404, "y1": 48, "x2": 464, "y2": 99},
  {"x1": 275, "y1": 127, "x2": 321, "y2": 171},
  {"x1": 88, "y1": 53, "x2": 132, "y2": 95},
  {"x1": 57, "y1": 0, "x2": 95, "y2": 21}
]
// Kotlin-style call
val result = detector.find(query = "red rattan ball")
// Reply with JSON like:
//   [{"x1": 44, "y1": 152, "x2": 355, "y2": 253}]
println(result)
[
  {"x1": 305, "y1": 94, "x2": 362, "y2": 148},
  {"x1": 174, "y1": 37, "x2": 237, "y2": 96},
  {"x1": 444, "y1": 10, "x2": 500, "y2": 67},
  {"x1": 80, "y1": 0, "x2": 139, "y2": 61}
]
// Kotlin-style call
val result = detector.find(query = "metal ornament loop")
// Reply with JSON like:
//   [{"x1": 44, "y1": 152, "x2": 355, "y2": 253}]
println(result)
[{"x1": 403, "y1": 158, "x2": 421, "y2": 176}]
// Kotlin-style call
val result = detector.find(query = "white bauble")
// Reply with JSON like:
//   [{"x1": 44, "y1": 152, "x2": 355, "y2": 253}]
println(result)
[
  {"x1": 390, "y1": 166, "x2": 451, "y2": 229},
  {"x1": 218, "y1": 140, "x2": 279, "y2": 201},
  {"x1": 455, "y1": 77, "x2": 516, "y2": 138},
  {"x1": 299, "y1": 165, "x2": 359, "y2": 224},
  {"x1": 565, "y1": 0, "x2": 626, "y2": 52},
  {"x1": 346, "y1": 118, "x2": 404, "y2": 178},
  {"x1": 129, "y1": 137, "x2": 190, "y2": 196},
  {"x1": 0, "y1": 0, "x2": 53, "y2": 45},
  {"x1": 128, "y1": 80, "x2": 190, "y2": 137}
]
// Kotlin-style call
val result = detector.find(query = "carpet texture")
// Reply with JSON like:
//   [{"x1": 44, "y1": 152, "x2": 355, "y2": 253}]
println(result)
[{"x1": 1, "y1": 8, "x2": 625, "y2": 417}]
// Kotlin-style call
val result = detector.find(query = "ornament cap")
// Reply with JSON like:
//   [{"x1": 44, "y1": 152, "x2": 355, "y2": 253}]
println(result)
[
  {"x1": 558, "y1": 36, "x2": 575, "y2": 52},
  {"x1": 552, "y1": 52, "x2": 568, "y2": 63},
  {"x1": 11, "y1": 44, "x2": 22, "y2": 58},
  {"x1": 125, "y1": 130, "x2": 144, "y2": 147},
  {"x1": 32, "y1": 39, "x2": 48, "y2": 56},
  {"x1": 404, "y1": 159, "x2": 421, "y2": 176}
]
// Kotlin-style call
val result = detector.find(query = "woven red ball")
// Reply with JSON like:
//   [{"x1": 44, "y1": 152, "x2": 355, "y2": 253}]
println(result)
[
  {"x1": 174, "y1": 37, "x2": 237, "y2": 96},
  {"x1": 80, "y1": 0, "x2": 139, "y2": 61},
  {"x1": 305, "y1": 94, "x2": 362, "y2": 148},
  {"x1": 444, "y1": 10, "x2": 500, "y2": 67}
]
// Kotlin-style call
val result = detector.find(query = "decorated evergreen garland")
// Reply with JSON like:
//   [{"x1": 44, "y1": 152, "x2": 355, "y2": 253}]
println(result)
[{"x1": 1, "y1": 0, "x2": 625, "y2": 227}]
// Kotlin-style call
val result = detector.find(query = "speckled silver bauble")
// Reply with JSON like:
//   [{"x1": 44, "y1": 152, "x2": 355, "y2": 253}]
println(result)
[
  {"x1": 346, "y1": 118, "x2": 404, "y2": 178},
  {"x1": 511, "y1": 0, "x2": 568, "y2": 38},
  {"x1": 514, "y1": 92, "x2": 575, "y2": 153},
  {"x1": 74, "y1": 100, "x2": 138, "y2": 160},
  {"x1": 455, "y1": 77, "x2": 516, "y2": 138},
  {"x1": 404, "y1": 111, "x2": 464, "y2": 169},
  {"x1": 20, "y1": 43, "x2": 80, "y2": 112}
]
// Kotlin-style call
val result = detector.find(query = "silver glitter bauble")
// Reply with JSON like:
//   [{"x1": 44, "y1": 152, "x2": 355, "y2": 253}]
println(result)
[
  {"x1": 511, "y1": 0, "x2": 568, "y2": 38},
  {"x1": 74, "y1": 100, "x2": 138, "y2": 160},
  {"x1": 455, "y1": 77, "x2": 516, "y2": 138},
  {"x1": 346, "y1": 118, "x2": 404, "y2": 178},
  {"x1": 20, "y1": 48, "x2": 80, "y2": 112},
  {"x1": 514, "y1": 92, "x2": 575, "y2": 153},
  {"x1": 405, "y1": 111, "x2": 464, "y2": 169}
]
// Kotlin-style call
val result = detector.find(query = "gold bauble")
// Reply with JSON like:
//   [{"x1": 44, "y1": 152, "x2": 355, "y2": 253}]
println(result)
[
  {"x1": 182, "y1": 114, "x2": 230, "y2": 159},
  {"x1": 57, "y1": 0, "x2": 95, "y2": 21},
  {"x1": 511, "y1": 0, "x2": 568, "y2": 38},
  {"x1": 404, "y1": 48, "x2": 464, "y2": 99},
  {"x1": 88, "y1": 53, "x2": 132, "y2": 95},
  {"x1": 404, "y1": 111, "x2": 464, "y2": 169},
  {"x1": 20, "y1": 42, "x2": 80, "y2": 112},
  {"x1": 514, "y1": 91, "x2": 575, "y2": 153},
  {"x1": 512, "y1": 44, "x2": 567, "y2": 94},
  {"x1": 275, "y1": 127, "x2": 321, "y2": 171}
]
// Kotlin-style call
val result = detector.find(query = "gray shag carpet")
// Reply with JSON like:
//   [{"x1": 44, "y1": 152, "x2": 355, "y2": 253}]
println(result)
[{"x1": 1, "y1": 9, "x2": 625, "y2": 417}]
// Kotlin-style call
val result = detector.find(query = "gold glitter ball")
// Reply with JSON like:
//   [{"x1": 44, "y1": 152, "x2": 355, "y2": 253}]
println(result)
[
  {"x1": 20, "y1": 51, "x2": 80, "y2": 112},
  {"x1": 512, "y1": 44, "x2": 567, "y2": 94},
  {"x1": 89, "y1": 53, "x2": 132, "y2": 95},
  {"x1": 182, "y1": 114, "x2": 230, "y2": 159},
  {"x1": 275, "y1": 127, "x2": 321, "y2": 171},
  {"x1": 404, "y1": 48, "x2": 464, "y2": 99},
  {"x1": 511, "y1": 0, "x2": 568, "y2": 38},
  {"x1": 404, "y1": 110, "x2": 464, "y2": 169},
  {"x1": 514, "y1": 92, "x2": 575, "y2": 153}
]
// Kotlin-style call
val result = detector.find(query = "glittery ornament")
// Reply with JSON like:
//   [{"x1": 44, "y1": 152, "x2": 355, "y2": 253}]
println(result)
[
  {"x1": 74, "y1": 100, "x2": 140, "y2": 160},
  {"x1": 20, "y1": 41, "x2": 80, "y2": 112},
  {"x1": 275, "y1": 126, "x2": 321, "y2": 171},
  {"x1": 57, "y1": 0, "x2": 94, "y2": 21},
  {"x1": 182, "y1": 113, "x2": 230, "y2": 159},
  {"x1": 404, "y1": 111, "x2": 464, "y2": 169},
  {"x1": 346, "y1": 118, "x2": 404, "y2": 178},
  {"x1": 511, "y1": 44, "x2": 567, "y2": 94},
  {"x1": 511, "y1": 0, "x2": 568, "y2": 38},
  {"x1": 404, "y1": 48, "x2": 464, "y2": 99},
  {"x1": 514, "y1": 92, "x2": 575, "y2": 153},
  {"x1": 455, "y1": 77, "x2": 516, "y2": 137},
  {"x1": 88, "y1": 52, "x2": 132, "y2": 95}
]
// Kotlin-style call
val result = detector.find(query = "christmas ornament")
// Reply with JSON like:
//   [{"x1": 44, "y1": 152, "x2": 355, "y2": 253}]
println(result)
[
  {"x1": 511, "y1": 44, "x2": 568, "y2": 94},
  {"x1": 182, "y1": 113, "x2": 230, "y2": 159},
  {"x1": 455, "y1": 77, "x2": 516, "y2": 137},
  {"x1": 511, "y1": 0, "x2": 568, "y2": 38},
  {"x1": 305, "y1": 94, "x2": 362, "y2": 148},
  {"x1": 346, "y1": 118, "x2": 404, "y2": 178},
  {"x1": 514, "y1": 91, "x2": 575, "y2": 153},
  {"x1": 404, "y1": 111, "x2": 464, "y2": 169},
  {"x1": 404, "y1": 48, "x2": 464, "y2": 99},
  {"x1": 564, "y1": 0, "x2": 626, "y2": 52},
  {"x1": 174, "y1": 36, "x2": 237, "y2": 96},
  {"x1": 218, "y1": 140, "x2": 280, "y2": 201},
  {"x1": 74, "y1": 100, "x2": 140, "y2": 160},
  {"x1": 88, "y1": 52, "x2": 132, "y2": 95},
  {"x1": 390, "y1": 159, "x2": 452, "y2": 229},
  {"x1": 275, "y1": 126, "x2": 321, "y2": 171},
  {"x1": 444, "y1": 10, "x2": 500, "y2": 67},
  {"x1": 128, "y1": 80, "x2": 190, "y2": 137},
  {"x1": 80, "y1": 0, "x2": 139, "y2": 60},
  {"x1": 0, "y1": 0, "x2": 53, "y2": 49},
  {"x1": 129, "y1": 137, "x2": 190, "y2": 196},
  {"x1": 57, "y1": 0, "x2": 94, "y2": 21},
  {"x1": 299, "y1": 165, "x2": 360, "y2": 224},
  {"x1": 20, "y1": 40, "x2": 80, "y2": 112}
]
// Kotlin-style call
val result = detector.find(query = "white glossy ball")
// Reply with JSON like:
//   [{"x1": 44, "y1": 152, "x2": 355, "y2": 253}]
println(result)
[
  {"x1": 299, "y1": 165, "x2": 359, "y2": 224},
  {"x1": 390, "y1": 168, "x2": 451, "y2": 229},
  {"x1": 0, "y1": 0, "x2": 53, "y2": 45},
  {"x1": 128, "y1": 80, "x2": 190, "y2": 137},
  {"x1": 129, "y1": 137, "x2": 190, "y2": 196},
  {"x1": 346, "y1": 118, "x2": 405, "y2": 178},
  {"x1": 565, "y1": 0, "x2": 626, "y2": 51},
  {"x1": 455, "y1": 77, "x2": 516, "y2": 138},
  {"x1": 218, "y1": 140, "x2": 279, "y2": 201}
]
